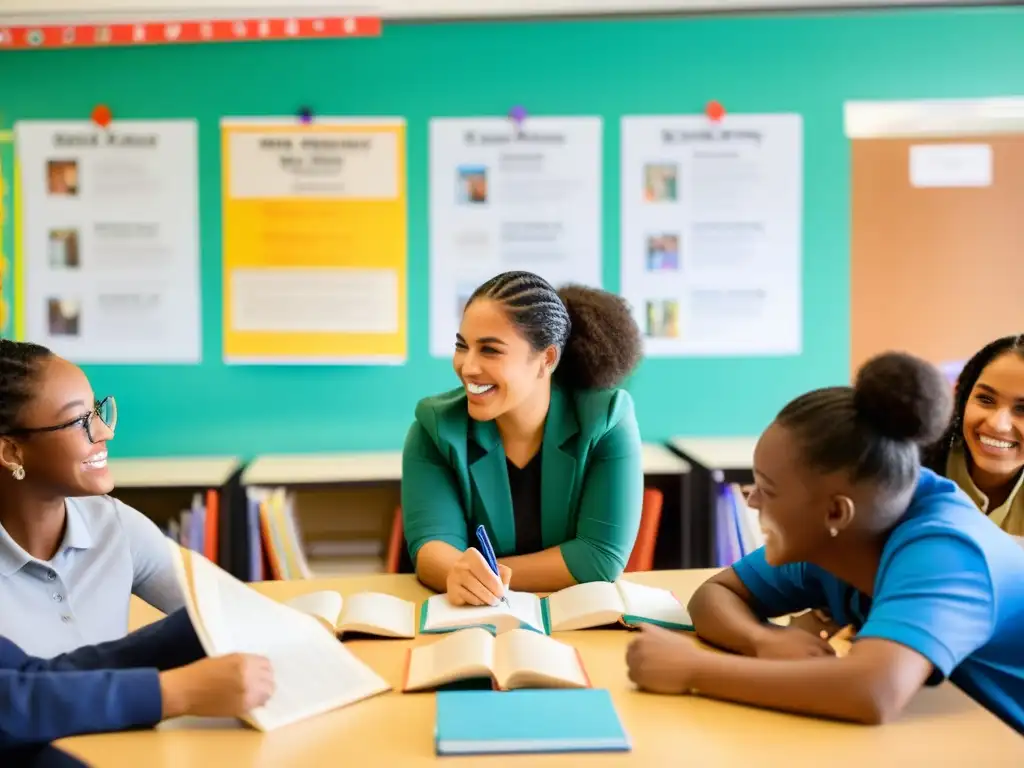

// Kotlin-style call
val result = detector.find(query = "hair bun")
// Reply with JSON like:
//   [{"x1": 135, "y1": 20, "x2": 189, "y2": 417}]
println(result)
[{"x1": 853, "y1": 352, "x2": 952, "y2": 445}]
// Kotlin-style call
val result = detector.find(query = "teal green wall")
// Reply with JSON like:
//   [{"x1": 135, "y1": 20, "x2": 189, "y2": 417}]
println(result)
[{"x1": 2, "y1": 8, "x2": 1023, "y2": 458}]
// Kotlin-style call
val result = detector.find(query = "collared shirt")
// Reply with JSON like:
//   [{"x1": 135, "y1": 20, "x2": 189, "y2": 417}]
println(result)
[
  {"x1": 0, "y1": 495, "x2": 185, "y2": 658},
  {"x1": 733, "y1": 468, "x2": 1024, "y2": 736},
  {"x1": 946, "y1": 444, "x2": 1024, "y2": 536}
]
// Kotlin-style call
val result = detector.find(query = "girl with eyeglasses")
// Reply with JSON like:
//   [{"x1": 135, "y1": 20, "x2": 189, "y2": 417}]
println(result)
[{"x1": 0, "y1": 340, "x2": 185, "y2": 656}]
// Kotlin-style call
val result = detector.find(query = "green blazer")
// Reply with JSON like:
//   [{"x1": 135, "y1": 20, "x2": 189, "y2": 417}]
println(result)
[{"x1": 401, "y1": 383, "x2": 643, "y2": 583}]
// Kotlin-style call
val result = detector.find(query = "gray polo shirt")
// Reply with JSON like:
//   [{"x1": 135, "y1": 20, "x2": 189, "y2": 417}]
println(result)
[{"x1": 0, "y1": 494, "x2": 186, "y2": 657}]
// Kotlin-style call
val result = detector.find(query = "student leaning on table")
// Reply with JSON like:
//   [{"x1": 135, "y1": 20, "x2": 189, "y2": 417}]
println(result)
[
  {"x1": 626, "y1": 352, "x2": 1024, "y2": 735},
  {"x1": 402, "y1": 271, "x2": 645, "y2": 603},
  {"x1": 922, "y1": 334, "x2": 1024, "y2": 539},
  {"x1": 0, "y1": 608, "x2": 273, "y2": 751},
  {"x1": 0, "y1": 340, "x2": 184, "y2": 657}
]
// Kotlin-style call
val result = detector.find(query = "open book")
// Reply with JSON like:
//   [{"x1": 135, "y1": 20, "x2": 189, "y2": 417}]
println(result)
[
  {"x1": 403, "y1": 627, "x2": 590, "y2": 692},
  {"x1": 167, "y1": 542, "x2": 390, "y2": 732},
  {"x1": 420, "y1": 579, "x2": 692, "y2": 635},
  {"x1": 285, "y1": 590, "x2": 415, "y2": 639}
]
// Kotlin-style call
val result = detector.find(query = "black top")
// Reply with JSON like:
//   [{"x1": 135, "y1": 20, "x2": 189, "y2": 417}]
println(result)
[{"x1": 508, "y1": 450, "x2": 544, "y2": 555}]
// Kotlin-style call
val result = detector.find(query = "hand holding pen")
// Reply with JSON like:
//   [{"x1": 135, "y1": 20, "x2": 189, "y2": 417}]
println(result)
[
  {"x1": 474, "y1": 524, "x2": 512, "y2": 610},
  {"x1": 444, "y1": 525, "x2": 512, "y2": 607}
]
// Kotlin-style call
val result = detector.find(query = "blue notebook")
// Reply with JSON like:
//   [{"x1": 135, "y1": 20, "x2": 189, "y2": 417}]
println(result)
[{"x1": 434, "y1": 689, "x2": 631, "y2": 756}]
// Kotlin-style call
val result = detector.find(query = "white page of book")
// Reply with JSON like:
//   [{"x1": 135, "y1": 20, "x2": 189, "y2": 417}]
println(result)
[
  {"x1": 546, "y1": 581, "x2": 624, "y2": 631},
  {"x1": 424, "y1": 590, "x2": 544, "y2": 633},
  {"x1": 285, "y1": 591, "x2": 343, "y2": 627},
  {"x1": 493, "y1": 629, "x2": 588, "y2": 689},
  {"x1": 187, "y1": 551, "x2": 389, "y2": 731},
  {"x1": 340, "y1": 592, "x2": 415, "y2": 637},
  {"x1": 406, "y1": 627, "x2": 495, "y2": 690},
  {"x1": 617, "y1": 580, "x2": 691, "y2": 626}
]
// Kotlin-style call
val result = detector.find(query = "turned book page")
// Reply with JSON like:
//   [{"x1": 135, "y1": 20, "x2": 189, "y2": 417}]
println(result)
[
  {"x1": 170, "y1": 543, "x2": 390, "y2": 732},
  {"x1": 286, "y1": 590, "x2": 416, "y2": 638},
  {"x1": 545, "y1": 580, "x2": 693, "y2": 632},
  {"x1": 404, "y1": 627, "x2": 589, "y2": 691},
  {"x1": 421, "y1": 591, "x2": 546, "y2": 634}
]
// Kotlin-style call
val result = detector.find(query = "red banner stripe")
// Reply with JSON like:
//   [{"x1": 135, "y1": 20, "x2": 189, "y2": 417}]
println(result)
[{"x1": 0, "y1": 17, "x2": 381, "y2": 49}]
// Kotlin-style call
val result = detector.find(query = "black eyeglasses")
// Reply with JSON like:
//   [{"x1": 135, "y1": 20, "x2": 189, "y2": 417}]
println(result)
[{"x1": 5, "y1": 396, "x2": 117, "y2": 444}]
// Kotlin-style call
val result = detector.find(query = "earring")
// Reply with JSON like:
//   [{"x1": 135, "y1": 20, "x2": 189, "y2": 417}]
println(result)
[
  {"x1": 12, "y1": 465, "x2": 25, "y2": 481},
  {"x1": 829, "y1": 527, "x2": 838, "y2": 538}
]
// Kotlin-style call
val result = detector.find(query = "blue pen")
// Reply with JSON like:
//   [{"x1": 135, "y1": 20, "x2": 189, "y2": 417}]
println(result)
[{"x1": 475, "y1": 524, "x2": 511, "y2": 609}]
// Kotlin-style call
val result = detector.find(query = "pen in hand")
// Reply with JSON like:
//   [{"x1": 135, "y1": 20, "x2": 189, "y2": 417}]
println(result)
[{"x1": 474, "y1": 524, "x2": 511, "y2": 609}]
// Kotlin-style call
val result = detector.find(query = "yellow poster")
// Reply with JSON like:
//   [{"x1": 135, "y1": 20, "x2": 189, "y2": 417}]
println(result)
[{"x1": 221, "y1": 118, "x2": 407, "y2": 364}]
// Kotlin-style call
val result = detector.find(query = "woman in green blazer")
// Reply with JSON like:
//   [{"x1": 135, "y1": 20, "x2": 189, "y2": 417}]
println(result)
[{"x1": 402, "y1": 271, "x2": 645, "y2": 606}]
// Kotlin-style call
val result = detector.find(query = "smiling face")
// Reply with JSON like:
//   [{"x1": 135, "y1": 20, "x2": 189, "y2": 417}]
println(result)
[
  {"x1": 746, "y1": 422, "x2": 852, "y2": 566},
  {"x1": 961, "y1": 351, "x2": 1024, "y2": 488},
  {"x1": 0, "y1": 356, "x2": 114, "y2": 497},
  {"x1": 454, "y1": 298, "x2": 556, "y2": 423}
]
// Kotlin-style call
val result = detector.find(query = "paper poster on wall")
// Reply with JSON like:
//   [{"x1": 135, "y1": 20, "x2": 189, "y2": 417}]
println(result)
[
  {"x1": 13, "y1": 120, "x2": 201, "y2": 363},
  {"x1": 428, "y1": 116, "x2": 603, "y2": 357},
  {"x1": 620, "y1": 113, "x2": 803, "y2": 357},
  {"x1": 221, "y1": 118, "x2": 407, "y2": 364},
  {"x1": 0, "y1": 137, "x2": 11, "y2": 337}
]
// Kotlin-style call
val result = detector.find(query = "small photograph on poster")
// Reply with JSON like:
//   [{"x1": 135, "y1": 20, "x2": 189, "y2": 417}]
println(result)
[
  {"x1": 644, "y1": 163, "x2": 677, "y2": 202},
  {"x1": 645, "y1": 299, "x2": 680, "y2": 338},
  {"x1": 645, "y1": 233, "x2": 680, "y2": 271},
  {"x1": 47, "y1": 159, "x2": 79, "y2": 197},
  {"x1": 48, "y1": 228, "x2": 81, "y2": 269},
  {"x1": 47, "y1": 297, "x2": 81, "y2": 336},
  {"x1": 457, "y1": 165, "x2": 488, "y2": 205}
]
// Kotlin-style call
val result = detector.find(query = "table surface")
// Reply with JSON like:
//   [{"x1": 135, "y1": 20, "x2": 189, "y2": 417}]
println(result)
[{"x1": 57, "y1": 570, "x2": 1024, "y2": 767}]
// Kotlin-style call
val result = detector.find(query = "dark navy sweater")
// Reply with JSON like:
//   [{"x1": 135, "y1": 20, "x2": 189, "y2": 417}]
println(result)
[{"x1": 0, "y1": 609, "x2": 204, "y2": 750}]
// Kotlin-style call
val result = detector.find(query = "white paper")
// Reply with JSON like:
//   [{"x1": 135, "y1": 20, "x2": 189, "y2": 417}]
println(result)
[
  {"x1": 909, "y1": 144, "x2": 992, "y2": 188},
  {"x1": 428, "y1": 117, "x2": 603, "y2": 357},
  {"x1": 177, "y1": 544, "x2": 390, "y2": 732},
  {"x1": 620, "y1": 114, "x2": 803, "y2": 357},
  {"x1": 15, "y1": 120, "x2": 201, "y2": 363}
]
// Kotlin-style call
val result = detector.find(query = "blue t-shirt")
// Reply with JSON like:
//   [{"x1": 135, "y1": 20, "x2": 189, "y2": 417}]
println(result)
[{"x1": 733, "y1": 468, "x2": 1024, "y2": 735}]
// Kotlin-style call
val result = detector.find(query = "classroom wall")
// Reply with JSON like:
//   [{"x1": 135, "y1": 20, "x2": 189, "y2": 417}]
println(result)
[{"x1": 1, "y1": 8, "x2": 1023, "y2": 458}]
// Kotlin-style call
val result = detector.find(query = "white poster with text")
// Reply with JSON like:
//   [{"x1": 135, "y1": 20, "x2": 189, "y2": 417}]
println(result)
[
  {"x1": 15, "y1": 120, "x2": 201, "y2": 363},
  {"x1": 429, "y1": 117, "x2": 603, "y2": 357},
  {"x1": 620, "y1": 114, "x2": 803, "y2": 357}
]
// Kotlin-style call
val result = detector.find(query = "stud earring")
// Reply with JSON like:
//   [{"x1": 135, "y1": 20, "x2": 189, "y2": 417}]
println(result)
[
  {"x1": 829, "y1": 527, "x2": 838, "y2": 538},
  {"x1": 12, "y1": 465, "x2": 25, "y2": 481}
]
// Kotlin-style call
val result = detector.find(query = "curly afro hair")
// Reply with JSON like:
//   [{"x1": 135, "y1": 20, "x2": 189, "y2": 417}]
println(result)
[{"x1": 467, "y1": 272, "x2": 642, "y2": 390}]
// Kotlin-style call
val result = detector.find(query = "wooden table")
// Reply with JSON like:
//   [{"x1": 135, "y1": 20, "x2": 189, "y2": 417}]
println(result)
[{"x1": 57, "y1": 570, "x2": 1024, "y2": 766}]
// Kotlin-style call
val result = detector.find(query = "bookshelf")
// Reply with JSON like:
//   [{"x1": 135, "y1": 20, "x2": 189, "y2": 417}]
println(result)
[
  {"x1": 668, "y1": 437, "x2": 757, "y2": 569},
  {"x1": 239, "y1": 444, "x2": 695, "y2": 580},
  {"x1": 108, "y1": 455, "x2": 242, "y2": 569},
  {"x1": 639, "y1": 444, "x2": 691, "y2": 569},
  {"x1": 240, "y1": 451, "x2": 404, "y2": 580}
]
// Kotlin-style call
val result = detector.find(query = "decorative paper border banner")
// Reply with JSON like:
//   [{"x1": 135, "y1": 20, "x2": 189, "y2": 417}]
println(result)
[{"x1": 0, "y1": 16, "x2": 381, "y2": 50}]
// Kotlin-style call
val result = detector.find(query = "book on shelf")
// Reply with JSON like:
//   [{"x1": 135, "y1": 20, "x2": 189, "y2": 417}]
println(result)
[
  {"x1": 714, "y1": 483, "x2": 764, "y2": 567},
  {"x1": 420, "y1": 579, "x2": 692, "y2": 636},
  {"x1": 162, "y1": 491, "x2": 219, "y2": 563},
  {"x1": 244, "y1": 486, "x2": 386, "y2": 581},
  {"x1": 285, "y1": 589, "x2": 415, "y2": 639},
  {"x1": 166, "y1": 542, "x2": 390, "y2": 732},
  {"x1": 403, "y1": 626, "x2": 590, "y2": 692}
]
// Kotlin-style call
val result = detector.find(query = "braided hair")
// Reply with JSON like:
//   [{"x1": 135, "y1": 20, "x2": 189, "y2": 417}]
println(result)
[
  {"x1": 467, "y1": 271, "x2": 642, "y2": 390},
  {"x1": 0, "y1": 339, "x2": 53, "y2": 435},
  {"x1": 922, "y1": 334, "x2": 1024, "y2": 473}
]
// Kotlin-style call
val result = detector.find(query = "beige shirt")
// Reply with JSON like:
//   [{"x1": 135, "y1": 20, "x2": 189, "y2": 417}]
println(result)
[{"x1": 946, "y1": 444, "x2": 1024, "y2": 536}]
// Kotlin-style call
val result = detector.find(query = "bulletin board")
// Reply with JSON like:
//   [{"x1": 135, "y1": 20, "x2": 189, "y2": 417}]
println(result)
[
  {"x1": 1, "y1": 7, "x2": 1023, "y2": 458},
  {"x1": 848, "y1": 100, "x2": 1024, "y2": 375}
]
